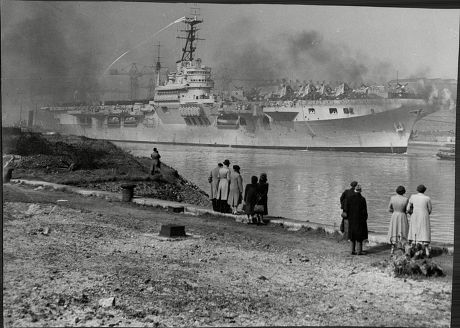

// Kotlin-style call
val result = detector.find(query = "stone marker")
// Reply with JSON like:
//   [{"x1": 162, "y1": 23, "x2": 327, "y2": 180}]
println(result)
[
  {"x1": 159, "y1": 224, "x2": 186, "y2": 237},
  {"x1": 98, "y1": 297, "x2": 115, "y2": 308}
]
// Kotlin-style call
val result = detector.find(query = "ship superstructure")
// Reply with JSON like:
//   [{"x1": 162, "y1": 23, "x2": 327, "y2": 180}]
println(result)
[{"x1": 31, "y1": 13, "x2": 446, "y2": 153}]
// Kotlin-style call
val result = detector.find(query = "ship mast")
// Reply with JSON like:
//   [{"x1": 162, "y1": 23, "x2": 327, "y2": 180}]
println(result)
[
  {"x1": 176, "y1": 12, "x2": 204, "y2": 63},
  {"x1": 155, "y1": 42, "x2": 162, "y2": 86}
]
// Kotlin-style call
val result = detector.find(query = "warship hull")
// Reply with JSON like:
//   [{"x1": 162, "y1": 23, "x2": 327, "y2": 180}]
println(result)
[{"x1": 32, "y1": 99, "x2": 438, "y2": 153}]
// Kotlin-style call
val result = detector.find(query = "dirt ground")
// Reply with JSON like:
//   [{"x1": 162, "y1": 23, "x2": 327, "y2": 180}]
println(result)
[{"x1": 2, "y1": 183, "x2": 453, "y2": 327}]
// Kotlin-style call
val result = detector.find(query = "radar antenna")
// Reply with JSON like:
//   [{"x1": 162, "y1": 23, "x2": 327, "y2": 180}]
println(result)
[{"x1": 176, "y1": 10, "x2": 204, "y2": 63}]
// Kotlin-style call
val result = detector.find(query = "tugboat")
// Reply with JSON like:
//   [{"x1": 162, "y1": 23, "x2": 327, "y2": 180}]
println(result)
[{"x1": 436, "y1": 144, "x2": 455, "y2": 160}]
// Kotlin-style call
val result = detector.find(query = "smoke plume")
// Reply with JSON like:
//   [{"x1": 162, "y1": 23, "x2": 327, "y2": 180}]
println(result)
[
  {"x1": 211, "y1": 17, "x2": 287, "y2": 89},
  {"x1": 211, "y1": 17, "x2": 397, "y2": 89},
  {"x1": 2, "y1": 3, "x2": 105, "y2": 106},
  {"x1": 284, "y1": 31, "x2": 371, "y2": 83}
]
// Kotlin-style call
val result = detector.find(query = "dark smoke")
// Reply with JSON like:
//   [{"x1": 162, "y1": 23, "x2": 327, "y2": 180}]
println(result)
[
  {"x1": 211, "y1": 17, "x2": 287, "y2": 89},
  {"x1": 212, "y1": 17, "x2": 396, "y2": 89},
  {"x1": 213, "y1": 42, "x2": 287, "y2": 89},
  {"x1": 2, "y1": 3, "x2": 103, "y2": 105},
  {"x1": 284, "y1": 31, "x2": 372, "y2": 83},
  {"x1": 286, "y1": 31, "x2": 323, "y2": 64}
]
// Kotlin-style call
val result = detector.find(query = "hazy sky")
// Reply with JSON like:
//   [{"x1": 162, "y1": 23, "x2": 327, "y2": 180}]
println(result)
[{"x1": 1, "y1": 1, "x2": 458, "y2": 114}]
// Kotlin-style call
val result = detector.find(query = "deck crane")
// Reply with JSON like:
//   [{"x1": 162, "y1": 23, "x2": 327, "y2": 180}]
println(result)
[
  {"x1": 139, "y1": 43, "x2": 164, "y2": 99},
  {"x1": 109, "y1": 63, "x2": 156, "y2": 100}
]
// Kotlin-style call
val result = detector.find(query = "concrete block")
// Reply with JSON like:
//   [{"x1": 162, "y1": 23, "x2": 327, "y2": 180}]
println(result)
[
  {"x1": 98, "y1": 297, "x2": 115, "y2": 308},
  {"x1": 168, "y1": 206, "x2": 184, "y2": 213},
  {"x1": 159, "y1": 224, "x2": 186, "y2": 237}
]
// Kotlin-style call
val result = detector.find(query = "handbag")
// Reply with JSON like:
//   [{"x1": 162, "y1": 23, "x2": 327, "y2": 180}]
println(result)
[
  {"x1": 341, "y1": 211, "x2": 347, "y2": 219},
  {"x1": 254, "y1": 204, "x2": 265, "y2": 213},
  {"x1": 253, "y1": 195, "x2": 265, "y2": 213}
]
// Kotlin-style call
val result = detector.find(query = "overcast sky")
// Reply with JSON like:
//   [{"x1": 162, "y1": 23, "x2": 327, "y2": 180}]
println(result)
[{"x1": 1, "y1": 1, "x2": 458, "y2": 112}]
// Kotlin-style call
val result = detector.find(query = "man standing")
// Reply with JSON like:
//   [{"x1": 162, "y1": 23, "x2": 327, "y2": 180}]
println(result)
[
  {"x1": 340, "y1": 181, "x2": 358, "y2": 240},
  {"x1": 343, "y1": 184, "x2": 368, "y2": 255},
  {"x1": 209, "y1": 163, "x2": 223, "y2": 211},
  {"x1": 150, "y1": 147, "x2": 161, "y2": 175}
]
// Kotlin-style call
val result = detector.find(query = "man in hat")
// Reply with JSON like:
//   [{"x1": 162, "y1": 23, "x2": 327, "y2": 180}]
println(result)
[
  {"x1": 339, "y1": 181, "x2": 358, "y2": 240},
  {"x1": 150, "y1": 147, "x2": 161, "y2": 175},
  {"x1": 343, "y1": 184, "x2": 368, "y2": 255},
  {"x1": 209, "y1": 163, "x2": 223, "y2": 211}
]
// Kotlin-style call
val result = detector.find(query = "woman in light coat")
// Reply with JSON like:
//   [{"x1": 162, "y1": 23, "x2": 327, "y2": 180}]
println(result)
[
  {"x1": 407, "y1": 184, "x2": 432, "y2": 256},
  {"x1": 227, "y1": 165, "x2": 243, "y2": 214},
  {"x1": 216, "y1": 159, "x2": 231, "y2": 213},
  {"x1": 387, "y1": 185, "x2": 409, "y2": 254},
  {"x1": 208, "y1": 163, "x2": 222, "y2": 211}
]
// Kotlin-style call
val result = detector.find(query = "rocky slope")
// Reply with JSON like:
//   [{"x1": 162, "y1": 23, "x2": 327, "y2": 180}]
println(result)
[{"x1": 2, "y1": 131, "x2": 210, "y2": 207}]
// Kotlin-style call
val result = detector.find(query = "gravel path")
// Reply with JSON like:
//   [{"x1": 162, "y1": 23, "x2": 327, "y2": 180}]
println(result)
[{"x1": 3, "y1": 183, "x2": 453, "y2": 327}]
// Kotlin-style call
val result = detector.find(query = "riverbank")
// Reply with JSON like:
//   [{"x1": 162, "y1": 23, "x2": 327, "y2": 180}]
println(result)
[
  {"x1": 2, "y1": 131, "x2": 210, "y2": 207},
  {"x1": 2, "y1": 182, "x2": 453, "y2": 327},
  {"x1": 8, "y1": 177, "x2": 455, "y2": 253}
]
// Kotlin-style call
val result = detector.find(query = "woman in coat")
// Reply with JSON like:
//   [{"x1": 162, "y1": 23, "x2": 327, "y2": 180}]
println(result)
[
  {"x1": 244, "y1": 176, "x2": 259, "y2": 224},
  {"x1": 387, "y1": 185, "x2": 409, "y2": 254},
  {"x1": 216, "y1": 159, "x2": 231, "y2": 213},
  {"x1": 343, "y1": 184, "x2": 368, "y2": 255},
  {"x1": 257, "y1": 173, "x2": 269, "y2": 217},
  {"x1": 407, "y1": 184, "x2": 432, "y2": 256},
  {"x1": 227, "y1": 165, "x2": 243, "y2": 214},
  {"x1": 208, "y1": 163, "x2": 222, "y2": 211}
]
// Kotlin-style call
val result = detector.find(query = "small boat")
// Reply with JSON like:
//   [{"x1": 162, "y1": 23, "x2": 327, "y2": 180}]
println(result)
[{"x1": 436, "y1": 145, "x2": 455, "y2": 160}]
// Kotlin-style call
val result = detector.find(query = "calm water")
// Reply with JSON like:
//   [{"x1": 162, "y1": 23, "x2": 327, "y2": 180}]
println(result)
[{"x1": 116, "y1": 142, "x2": 455, "y2": 244}]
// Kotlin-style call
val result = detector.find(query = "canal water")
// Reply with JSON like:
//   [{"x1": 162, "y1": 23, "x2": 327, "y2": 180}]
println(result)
[{"x1": 117, "y1": 142, "x2": 455, "y2": 244}]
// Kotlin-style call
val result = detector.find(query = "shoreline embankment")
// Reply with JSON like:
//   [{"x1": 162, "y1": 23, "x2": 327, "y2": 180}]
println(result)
[{"x1": 9, "y1": 178, "x2": 454, "y2": 254}]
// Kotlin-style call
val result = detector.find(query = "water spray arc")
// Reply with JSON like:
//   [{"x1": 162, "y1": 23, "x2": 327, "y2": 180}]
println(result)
[{"x1": 103, "y1": 16, "x2": 186, "y2": 76}]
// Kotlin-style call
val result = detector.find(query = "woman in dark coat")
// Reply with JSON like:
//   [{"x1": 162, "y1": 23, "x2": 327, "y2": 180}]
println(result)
[
  {"x1": 244, "y1": 176, "x2": 259, "y2": 224},
  {"x1": 343, "y1": 184, "x2": 368, "y2": 255},
  {"x1": 257, "y1": 173, "x2": 269, "y2": 217}
]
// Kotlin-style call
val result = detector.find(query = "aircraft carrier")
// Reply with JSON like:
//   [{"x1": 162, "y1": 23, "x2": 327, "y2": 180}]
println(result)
[{"x1": 31, "y1": 14, "x2": 446, "y2": 153}]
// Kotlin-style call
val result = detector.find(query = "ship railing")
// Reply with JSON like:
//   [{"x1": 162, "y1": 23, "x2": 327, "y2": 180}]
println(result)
[{"x1": 263, "y1": 97, "x2": 426, "y2": 109}]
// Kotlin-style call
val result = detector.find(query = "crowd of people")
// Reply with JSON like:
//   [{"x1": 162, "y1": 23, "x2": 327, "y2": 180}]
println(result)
[
  {"x1": 208, "y1": 159, "x2": 269, "y2": 225},
  {"x1": 151, "y1": 148, "x2": 433, "y2": 251},
  {"x1": 340, "y1": 181, "x2": 433, "y2": 256}
]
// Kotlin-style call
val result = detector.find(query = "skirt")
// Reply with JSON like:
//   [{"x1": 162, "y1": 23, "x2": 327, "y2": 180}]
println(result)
[{"x1": 387, "y1": 211, "x2": 409, "y2": 244}]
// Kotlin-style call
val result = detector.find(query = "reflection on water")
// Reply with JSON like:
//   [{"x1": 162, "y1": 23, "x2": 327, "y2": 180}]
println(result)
[{"x1": 117, "y1": 142, "x2": 455, "y2": 244}]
